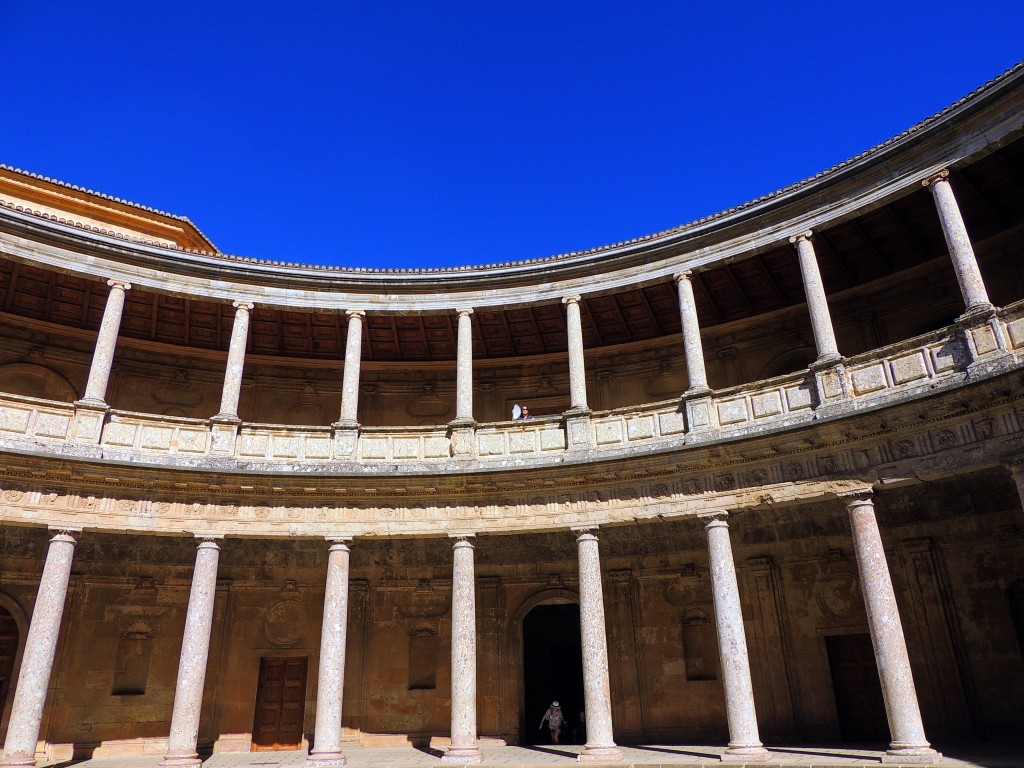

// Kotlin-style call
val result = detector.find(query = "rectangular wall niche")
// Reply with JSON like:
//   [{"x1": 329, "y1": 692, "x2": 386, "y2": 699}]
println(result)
[
  {"x1": 682, "y1": 610, "x2": 717, "y2": 682},
  {"x1": 111, "y1": 622, "x2": 154, "y2": 696},
  {"x1": 408, "y1": 628, "x2": 438, "y2": 690}
]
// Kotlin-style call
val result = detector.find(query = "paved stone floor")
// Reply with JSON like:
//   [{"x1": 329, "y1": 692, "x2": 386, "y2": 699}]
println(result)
[{"x1": 38, "y1": 744, "x2": 1022, "y2": 768}]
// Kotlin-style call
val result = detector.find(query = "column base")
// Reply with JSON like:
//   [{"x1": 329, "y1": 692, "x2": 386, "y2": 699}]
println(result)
[
  {"x1": 441, "y1": 746, "x2": 484, "y2": 763},
  {"x1": 158, "y1": 756, "x2": 202, "y2": 767},
  {"x1": 721, "y1": 746, "x2": 770, "y2": 762},
  {"x1": 0, "y1": 750, "x2": 37, "y2": 767},
  {"x1": 304, "y1": 752, "x2": 348, "y2": 767},
  {"x1": 881, "y1": 747, "x2": 942, "y2": 764},
  {"x1": 577, "y1": 744, "x2": 623, "y2": 762}
]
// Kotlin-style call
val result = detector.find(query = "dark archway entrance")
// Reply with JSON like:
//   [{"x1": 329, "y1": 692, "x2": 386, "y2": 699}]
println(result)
[
  {"x1": 0, "y1": 606, "x2": 17, "y2": 720},
  {"x1": 522, "y1": 603, "x2": 584, "y2": 745},
  {"x1": 825, "y1": 634, "x2": 888, "y2": 742}
]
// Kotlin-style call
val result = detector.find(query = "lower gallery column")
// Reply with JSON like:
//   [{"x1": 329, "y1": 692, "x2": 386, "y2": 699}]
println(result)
[
  {"x1": 0, "y1": 528, "x2": 79, "y2": 768},
  {"x1": 699, "y1": 512, "x2": 769, "y2": 762},
  {"x1": 160, "y1": 535, "x2": 223, "y2": 767},
  {"x1": 573, "y1": 527, "x2": 622, "y2": 762},
  {"x1": 305, "y1": 537, "x2": 353, "y2": 768},
  {"x1": 844, "y1": 492, "x2": 941, "y2": 764},
  {"x1": 444, "y1": 535, "x2": 483, "y2": 763}
]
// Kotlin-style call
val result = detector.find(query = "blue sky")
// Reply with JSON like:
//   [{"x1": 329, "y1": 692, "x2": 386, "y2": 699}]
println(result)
[{"x1": 1, "y1": 3, "x2": 1022, "y2": 269}]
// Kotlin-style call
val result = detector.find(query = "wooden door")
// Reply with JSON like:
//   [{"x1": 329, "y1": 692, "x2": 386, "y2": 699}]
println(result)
[
  {"x1": 825, "y1": 634, "x2": 889, "y2": 742},
  {"x1": 0, "y1": 608, "x2": 17, "y2": 716},
  {"x1": 252, "y1": 656, "x2": 308, "y2": 751}
]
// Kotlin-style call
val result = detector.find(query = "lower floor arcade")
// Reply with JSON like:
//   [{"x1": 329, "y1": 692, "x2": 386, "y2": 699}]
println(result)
[{"x1": 1, "y1": 470, "x2": 1023, "y2": 766}]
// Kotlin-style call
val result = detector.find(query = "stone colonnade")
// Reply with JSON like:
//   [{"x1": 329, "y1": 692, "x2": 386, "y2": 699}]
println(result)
[
  {"x1": 67, "y1": 171, "x2": 989, "y2": 440},
  {"x1": 1, "y1": 485, "x2": 953, "y2": 766}
]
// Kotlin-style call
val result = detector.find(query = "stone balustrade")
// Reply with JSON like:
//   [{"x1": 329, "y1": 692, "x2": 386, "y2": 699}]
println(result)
[{"x1": 0, "y1": 304, "x2": 1021, "y2": 472}]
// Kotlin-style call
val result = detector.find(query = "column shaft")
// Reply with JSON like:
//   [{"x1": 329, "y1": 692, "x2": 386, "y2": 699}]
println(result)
[
  {"x1": 674, "y1": 272, "x2": 710, "y2": 393},
  {"x1": 455, "y1": 308, "x2": 474, "y2": 423},
  {"x1": 80, "y1": 279, "x2": 130, "y2": 406},
  {"x1": 215, "y1": 301, "x2": 253, "y2": 420},
  {"x1": 563, "y1": 296, "x2": 589, "y2": 411},
  {"x1": 161, "y1": 537, "x2": 222, "y2": 767},
  {"x1": 443, "y1": 536, "x2": 482, "y2": 763},
  {"x1": 925, "y1": 172, "x2": 991, "y2": 313},
  {"x1": 702, "y1": 513, "x2": 768, "y2": 762},
  {"x1": 0, "y1": 530, "x2": 78, "y2": 768},
  {"x1": 790, "y1": 233, "x2": 840, "y2": 363},
  {"x1": 574, "y1": 529, "x2": 621, "y2": 762},
  {"x1": 338, "y1": 311, "x2": 365, "y2": 424},
  {"x1": 305, "y1": 538, "x2": 352, "y2": 768},
  {"x1": 846, "y1": 493, "x2": 940, "y2": 763}
]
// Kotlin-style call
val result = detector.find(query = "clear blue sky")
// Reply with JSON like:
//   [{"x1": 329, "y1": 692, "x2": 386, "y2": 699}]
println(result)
[{"x1": 1, "y1": 3, "x2": 1022, "y2": 269}]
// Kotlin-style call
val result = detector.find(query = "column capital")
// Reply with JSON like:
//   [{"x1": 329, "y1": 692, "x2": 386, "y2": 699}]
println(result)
[
  {"x1": 231, "y1": 300, "x2": 254, "y2": 311},
  {"x1": 672, "y1": 269, "x2": 695, "y2": 284},
  {"x1": 788, "y1": 230, "x2": 813, "y2": 244},
  {"x1": 697, "y1": 510, "x2": 729, "y2": 528},
  {"x1": 456, "y1": 306, "x2": 474, "y2": 317},
  {"x1": 449, "y1": 532, "x2": 476, "y2": 544},
  {"x1": 106, "y1": 278, "x2": 132, "y2": 291},
  {"x1": 561, "y1": 294, "x2": 582, "y2": 306},
  {"x1": 837, "y1": 487, "x2": 875, "y2": 507},
  {"x1": 345, "y1": 309, "x2": 366, "y2": 320},
  {"x1": 922, "y1": 169, "x2": 950, "y2": 187},
  {"x1": 326, "y1": 535, "x2": 353, "y2": 547},
  {"x1": 193, "y1": 533, "x2": 224, "y2": 549},
  {"x1": 47, "y1": 526, "x2": 81, "y2": 542}
]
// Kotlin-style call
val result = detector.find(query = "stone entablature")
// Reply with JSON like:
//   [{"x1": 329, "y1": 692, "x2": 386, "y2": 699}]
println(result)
[{"x1": 0, "y1": 304, "x2": 1018, "y2": 473}]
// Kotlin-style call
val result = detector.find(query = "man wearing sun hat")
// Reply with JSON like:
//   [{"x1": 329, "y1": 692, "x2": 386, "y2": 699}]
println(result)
[{"x1": 538, "y1": 700, "x2": 565, "y2": 744}]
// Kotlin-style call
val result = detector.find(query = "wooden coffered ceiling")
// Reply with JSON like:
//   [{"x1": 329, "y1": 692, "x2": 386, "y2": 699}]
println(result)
[{"x1": 1, "y1": 139, "x2": 1023, "y2": 363}]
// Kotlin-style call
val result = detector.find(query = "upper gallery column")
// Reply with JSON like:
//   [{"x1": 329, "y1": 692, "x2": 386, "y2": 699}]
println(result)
[
  {"x1": 443, "y1": 535, "x2": 483, "y2": 763},
  {"x1": 0, "y1": 528, "x2": 79, "y2": 768},
  {"x1": 790, "y1": 232, "x2": 841, "y2": 364},
  {"x1": 700, "y1": 512, "x2": 769, "y2": 762},
  {"x1": 213, "y1": 301, "x2": 253, "y2": 421},
  {"x1": 79, "y1": 278, "x2": 131, "y2": 407},
  {"x1": 160, "y1": 536, "x2": 222, "y2": 768},
  {"x1": 305, "y1": 537, "x2": 353, "y2": 768},
  {"x1": 924, "y1": 170, "x2": 992, "y2": 315},
  {"x1": 338, "y1": 310, "x2": 365, "y2": 426},
  {"x1": 844, "y1": 491, "x2": 940, "y2": 764},
  {"x1": 454, "y1": 308, "x2": 475, "y2": 424},
  {"x1": 573, "y1": 527, "x2": 622, "y2": 762},
  {"x1": 562, "y1": 295, "x2": 589, "y2": 412},
  {"x1": 673, "y1": 271, "x2": 710, "y2": 393}
]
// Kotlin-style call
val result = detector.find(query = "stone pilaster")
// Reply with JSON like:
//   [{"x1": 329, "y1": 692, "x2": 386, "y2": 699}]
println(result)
[
  {"x1": 844, "y1": 492, "x2": 940, "y2": 764},
  {"x1": 443, "y1": 535, "x2": 483, "y2": 763},
  {"x1": 0, "y1": 528, "x2": 79, "y2": 768},
  {"x1": 305, "y1": 538, "x2": 353, "y2": 768},
  {"x1": 923, "y1": 171, "x2": 992, "y2": 316},
  {"x1": 160, "y1": 536, "x2": 223, "y2": 768},
  {"x1": 333, "y1": 310, "x2": 365, "y2": 457},
  {"x1": 573, "y1": 527, "x2": 622, "y2": 762},
  {"x1": 790, "y1": 232, "x2": 840, "y2": 364},
  {"x1": 700, "y1": 513, "x2": 769, "y2": 762}
]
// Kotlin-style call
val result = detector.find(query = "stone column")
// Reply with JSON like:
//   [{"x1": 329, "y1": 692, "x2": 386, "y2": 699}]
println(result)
[
  {"x1": 338, "y1": 310, "x2": 365, "y2": 426},
  {"x1": 79, "y1": 279, "x2": 131, "y2": 407},
  {"x1": 160, "y1": 536, "x2": 222, "y2": 768},
  {"x1": 562, "y1": 295, "x2": 589, "y2": 412},
  {"x1": 790, "y1": 232, "x2": 840, "y2": 364},
  {"x1": 305, "y1": 537, "x2": 353, "y2": 768},
  {"x1": 443, "y1": 535, "x2": 482, "y2": 763},
  {"x1": 213, "y1": 301, "x2": 253, "y2": 421},
  {"x1": 700, "y1": 512, "x2": 769, "y2": 762},
  {"x1": 454, "y1": 308, "x2": 475, "y2": 424},
  {"x1": 673, "y1": 271, "x2": 710, "y2": 393},
  {"x1": 0, "y1": 528, "x2": 78, "y2": 768},
  {"x1": 845, "y1": 492, "x2": 940, "y2": 764},
  {"x1": 924, "y1": 171, "x2": 992, "y2": 315},
  {"x1": 573, "y1": 527, "x2": 622, "y2": 762}
]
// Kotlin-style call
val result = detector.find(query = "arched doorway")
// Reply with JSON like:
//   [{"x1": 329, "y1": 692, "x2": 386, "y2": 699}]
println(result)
[{"x1": 521, "y1": 602, "x2": 584, "y2": 745}]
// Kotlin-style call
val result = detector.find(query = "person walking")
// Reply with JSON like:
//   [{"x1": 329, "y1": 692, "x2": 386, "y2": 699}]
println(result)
[{"x1": 538, "y1": 700, "x2": 565, "y2": 744}]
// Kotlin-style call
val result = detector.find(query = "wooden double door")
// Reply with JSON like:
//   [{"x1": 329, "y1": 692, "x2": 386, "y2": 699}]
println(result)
[{"x1": 252, "y1": 656, "x2": 308, "y2": 751}]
